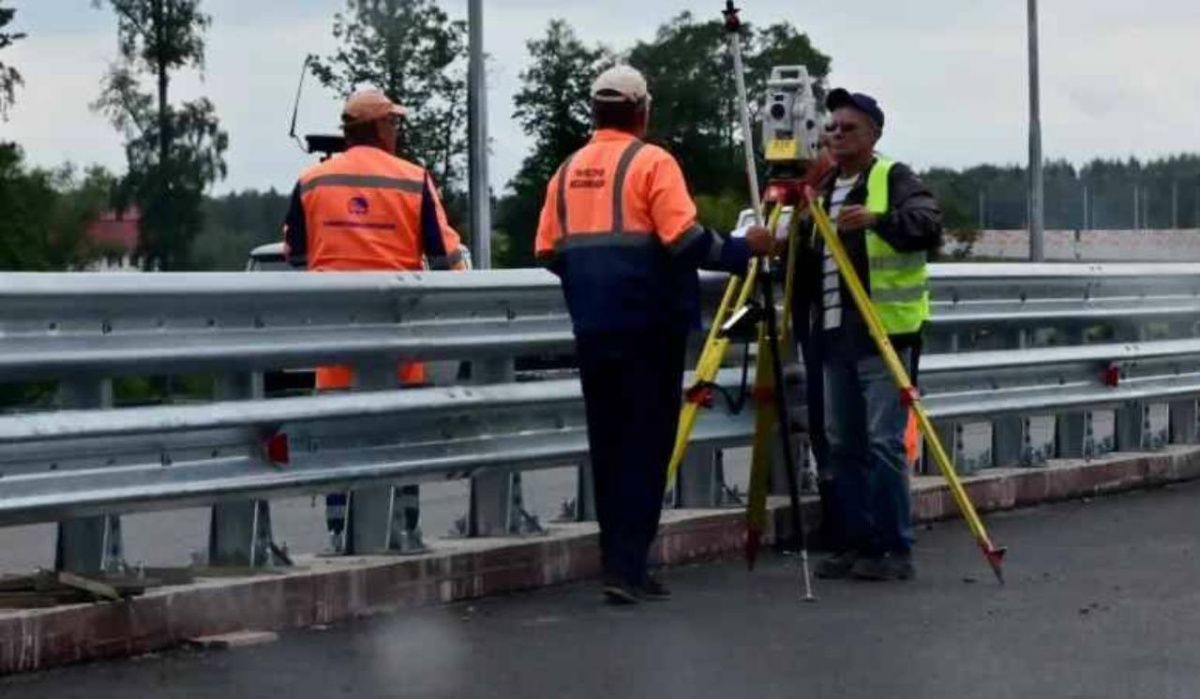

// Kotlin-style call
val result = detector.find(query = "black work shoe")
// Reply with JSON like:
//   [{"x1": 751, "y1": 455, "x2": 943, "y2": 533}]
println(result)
[
  {"x1": 852, "y1": 552, "x2": 915, "y2": 581},
  {"x1": 815, "y1": 551, "x2": 858, "y2": 579},
  {"x1": 637, "y1": 577, "x2": 671, "y2": 601},
  {"x1": 602, "y1": 580, "x2": 641, "y2": 605},
  {"x1": 889, "y1": 552, "x2": 916, "y2": 581}
]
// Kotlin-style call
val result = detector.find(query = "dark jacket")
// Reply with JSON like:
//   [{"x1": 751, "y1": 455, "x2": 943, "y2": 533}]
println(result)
[{"x1": 791, "y1": 157, "x2": 943, "y2": 359}]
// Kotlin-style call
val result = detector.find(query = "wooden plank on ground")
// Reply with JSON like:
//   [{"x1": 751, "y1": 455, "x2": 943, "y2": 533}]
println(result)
[{"x1": 57, "y1": 572, "x2": 120, "y2": 602}]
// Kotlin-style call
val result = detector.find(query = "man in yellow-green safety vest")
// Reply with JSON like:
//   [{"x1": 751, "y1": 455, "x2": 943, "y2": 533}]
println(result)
[{"x1": 792, "y1": 89, "x2": 943, "y2": 582}]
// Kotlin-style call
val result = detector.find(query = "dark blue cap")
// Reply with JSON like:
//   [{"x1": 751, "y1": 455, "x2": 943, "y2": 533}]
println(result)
[{"x1": 826, "y1": 88, "x2": 884, "y2": 130}]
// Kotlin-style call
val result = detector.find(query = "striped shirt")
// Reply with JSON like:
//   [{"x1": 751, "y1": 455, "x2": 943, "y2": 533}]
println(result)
[{"x1": 822, "y1": 174, "x2": 861, "y2": 330}]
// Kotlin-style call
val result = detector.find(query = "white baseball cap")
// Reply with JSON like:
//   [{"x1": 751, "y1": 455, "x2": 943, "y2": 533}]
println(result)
[{"x1": 591, "y1": 65, "x2": 650, "y2": 104}]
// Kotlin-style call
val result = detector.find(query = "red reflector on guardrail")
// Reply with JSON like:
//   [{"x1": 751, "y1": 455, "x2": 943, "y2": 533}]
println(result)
[
  {"x1": 264, "y1": 432, "x2": 290, "y2": 465},
  {"x1": 1102, "y1": 363, "x2": 1121, "y2": 388}
]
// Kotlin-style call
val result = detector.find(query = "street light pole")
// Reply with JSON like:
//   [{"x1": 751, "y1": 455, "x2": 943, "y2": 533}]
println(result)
[
  {"x1": 1027, "y1": 0, "x2": 1045, "y2": 261},
  {"x1": 1173, "y1": 180, "x2": 1180, "y2": 229},
  {"x1": 467, "y1": 0, "x2": 491, "y2": 269}
]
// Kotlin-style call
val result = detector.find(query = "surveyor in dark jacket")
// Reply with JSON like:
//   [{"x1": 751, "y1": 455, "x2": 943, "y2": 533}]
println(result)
[{"x1": 792, "y1": 88, "x2": 942, "y2": 582}]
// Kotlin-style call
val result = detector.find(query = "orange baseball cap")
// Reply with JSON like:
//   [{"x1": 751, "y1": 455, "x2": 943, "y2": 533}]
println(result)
[{"x1": 341, "y1": 89, "x2": 408, "y2": 125}]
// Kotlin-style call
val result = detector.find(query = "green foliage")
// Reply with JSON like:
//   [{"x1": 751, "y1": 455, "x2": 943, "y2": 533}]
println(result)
[
  {"x1": 192, "y1": 188, "x2": 290, "y2": 270},
  {"x1": 495, "y1": 20, "x2": 609, "y2": 268},
  {"x1": 0, "y1": 143, "x2": 117, "y2": 271},
  {"x1": 312, "y1": 0, "x2": 468, "y2": 192},
  {"x1": 629, "y1": 12, "x2": 830, "y2": 197},
  {"x1": 694, "y1": 191, "x2": 748, "y2": 234},
  {"x1": 92, "y1": 0, "x2": 228, "y2": 270},
  {"x1": 495, "y1": 15, "x2": 830, "y2": 267},
  {"x1": 0, "y1": 2, "x2": 24, "y2": 120}
]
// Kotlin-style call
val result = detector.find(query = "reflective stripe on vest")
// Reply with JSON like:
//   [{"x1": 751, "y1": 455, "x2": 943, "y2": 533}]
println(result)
[
  {"x1": 554, "y1": 140, "x2": 650, "y2": 251},
  {"x1": 864, "y1": 158, "x2": 930, "y2": 335}
]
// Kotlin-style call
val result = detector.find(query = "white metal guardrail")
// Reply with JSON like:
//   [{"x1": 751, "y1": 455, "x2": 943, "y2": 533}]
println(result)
[{"x1": 2, "y1": 264, "x2": 1199, "y2": 572}]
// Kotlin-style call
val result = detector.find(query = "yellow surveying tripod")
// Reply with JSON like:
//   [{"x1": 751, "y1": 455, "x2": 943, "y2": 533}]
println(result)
[
  {"x1": 666, "y1": 1, "x2": 819, "y2": 599},
  {"x1": 667, "y1": 0, "x2": 1006, "y2": 589}
]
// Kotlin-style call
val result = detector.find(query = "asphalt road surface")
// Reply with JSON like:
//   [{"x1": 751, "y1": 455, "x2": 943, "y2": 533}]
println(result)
[{"x1": 5, "y1": 480, "x2": 1200, "y2": 698}]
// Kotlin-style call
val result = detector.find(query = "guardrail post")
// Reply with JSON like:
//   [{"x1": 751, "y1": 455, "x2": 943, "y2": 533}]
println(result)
[
  {"x1": 208, "y1": 372, "x2": 287, "y2": 567},
  {"x1": 1118, "y1": 402, "x2": 1169, "y2": 452},
  {"x1": 467, "y1": 358, "x2": 543, "y2": 536},
  {"x1": 1060, "y1": 409, "x2": 1116, "y2": 459},
  {"x1": 344, "y1": 361, "x2": 425, "y2": 554},
  {"x1": 1170, "y1": 400, "x2": 1198, "y2": 444},
  {"x1": 674, "y1": 448, "x2": 734, "y2": 508},
  {"x1": 1022, "y1": 415, "x2": 1056, "y2": 466},
  {"x1": 54, "y1": 378, "x2": 125, "y2": 574},
  {"x1": 571, "y1": 458, "x2": 597, "y2": 521},
  {"x1": 1145, "y1": 404, "x2": 1170, "y2": 450},
  {"x1": 992, "y1": 329, "x2": 1039, "y2": 468}
]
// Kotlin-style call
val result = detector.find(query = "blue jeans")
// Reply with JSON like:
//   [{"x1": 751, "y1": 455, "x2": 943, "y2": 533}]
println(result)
[{"x1": 824, "y1": 349, "x2": 915, "y2": 555}]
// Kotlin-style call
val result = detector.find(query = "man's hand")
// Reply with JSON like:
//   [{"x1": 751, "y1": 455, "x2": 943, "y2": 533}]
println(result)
[
  {"x1": 744, "y1": 225, "x2": 777, "y2": 256},
  {"x1": 836, "y1": 205, "x2": 879, "y2": 232}
]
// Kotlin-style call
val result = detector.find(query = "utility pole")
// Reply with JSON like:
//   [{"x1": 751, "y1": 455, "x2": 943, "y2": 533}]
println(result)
[
  {"x1": 1027, "y1": 0, "x2": 1045, "y2": 261},
  {"x1": 1143, "y1": 186, "x2": 1150, "y2": 229},
  {"x1": 1133, "y1": 184, "x2": 1140, "y2": 230},
  {"x1": 1082, "y1": 183, "x2": 1089, "y2": 230},
  {"x1": 1172, "y1": 180, "x2": 1180, "y2": 229},
  {"x1": 467, "y1": 0, "x2": 491, "y2": 269},
  {"x1": 978, "y1": 189, "x2": 986, "y2": 229}
]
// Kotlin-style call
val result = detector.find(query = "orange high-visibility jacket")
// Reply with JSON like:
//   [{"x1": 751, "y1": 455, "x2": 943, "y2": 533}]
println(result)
[
  {"x1": 535, "y1": 129, "x2": 752, "y2": 334},
  {"x1": 283, "y1": 145, "x2": 466, "y2": 389}
]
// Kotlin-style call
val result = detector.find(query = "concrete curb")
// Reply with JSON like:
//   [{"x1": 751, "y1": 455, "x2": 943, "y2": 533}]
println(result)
[{"x1": 3, "y1": 447, "x2": 1199, "y2": 675}]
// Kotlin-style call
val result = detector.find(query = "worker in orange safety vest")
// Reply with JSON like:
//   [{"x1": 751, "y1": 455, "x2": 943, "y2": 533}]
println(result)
[
  {"x1": 282, "y1": 88, "x2": 468, "y2": 552},
  {"x1": 535, "y1": 65, "x2": 775, "y2": 604}
]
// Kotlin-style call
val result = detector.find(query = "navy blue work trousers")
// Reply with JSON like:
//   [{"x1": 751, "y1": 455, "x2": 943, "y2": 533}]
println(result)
[{"x1": 576, "y1": 326, "x2": 689, "y2": 587}]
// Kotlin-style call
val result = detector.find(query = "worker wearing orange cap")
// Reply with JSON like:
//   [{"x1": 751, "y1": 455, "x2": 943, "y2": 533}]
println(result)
[
  {"x1": 536, "y1": 65, "x2": 775, "y2": 604},
  {"x1": 282, "y1": 88, "x2": 468, "y2": 551}
]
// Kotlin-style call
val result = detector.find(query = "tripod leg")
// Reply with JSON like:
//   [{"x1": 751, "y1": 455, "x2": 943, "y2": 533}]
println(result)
[{"x1": 759, "y1": 263, "x2": 815, "y2": 601}]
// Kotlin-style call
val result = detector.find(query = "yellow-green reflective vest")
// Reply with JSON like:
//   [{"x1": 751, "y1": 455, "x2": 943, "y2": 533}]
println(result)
[{"x1": 864, "y1": 158, "x2": 930, "y2": 335}]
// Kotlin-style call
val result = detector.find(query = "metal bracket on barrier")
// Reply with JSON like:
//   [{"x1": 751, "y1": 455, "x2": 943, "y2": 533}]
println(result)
[
  {"x1": 1059, "y1": 409, "x2": 1116, "y2": 459},
  {"x1": 208, "y1": 372, "x2": 288, "y2": 568},
  {"x1": 344, "y1": 484, "x2": 426, "y2": 555},
  {"x1": 468, "y1": 470, "x2": 543, "y2": 536},
  {"x1": 1118, "y1": 401, "x2": 1170, "y2": 452},
  {"x1": 208, "y1": 500, "x2": 290, "y2": 567},
  {"x1": 465, "y1": 357, "x2": 544, "y2": 537},
  {"x1": 54, "y1": 378, "x2": 126, "y2": 574},
  {"x1": 1170, "y1": 399, "x2": 1198, "y2": 444},
  {"x1": 333, "y1": 361, "x2": 428, "y2": 555},
  {"x1": 673, "y1": 448, "x2": 740, "y2": 508}
]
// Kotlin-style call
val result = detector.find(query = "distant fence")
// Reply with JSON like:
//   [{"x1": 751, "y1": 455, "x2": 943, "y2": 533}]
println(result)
[{"x1": 946, "y1": 229, "x2": 1200, "y2": 262}]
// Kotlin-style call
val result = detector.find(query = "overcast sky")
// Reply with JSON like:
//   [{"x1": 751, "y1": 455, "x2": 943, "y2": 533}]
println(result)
[{"x1": 3, "y1": 1, "x2": 1198, "y2": 196}]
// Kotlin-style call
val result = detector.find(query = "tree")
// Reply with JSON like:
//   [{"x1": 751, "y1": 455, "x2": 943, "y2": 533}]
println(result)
[
  {"x1": 0, "y1": 144, "x2": 116, "y2": 271},
  {"x1": 0, "y1": 1, "x2": 23, "y2": 120},
  {"x1": 92, "y1": 0, "x2": 228, "y2": 270},
  {"x1": 496, "y1": 20, "x2": 609, "y2": 267},
  {"x1": 192, "y1": 188, "x2": 290, "y2": 270},
  {"x1": 312, "y1": 0, "x2": 468, "y2": 193}
]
